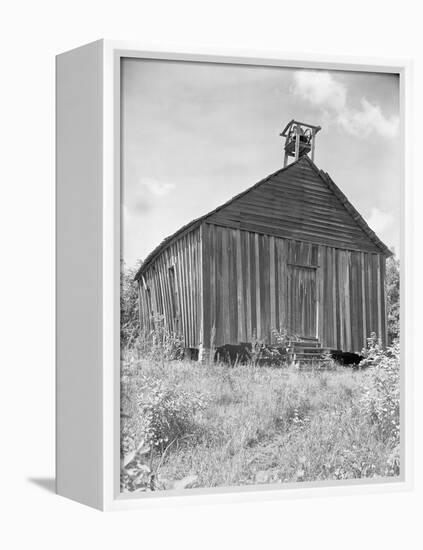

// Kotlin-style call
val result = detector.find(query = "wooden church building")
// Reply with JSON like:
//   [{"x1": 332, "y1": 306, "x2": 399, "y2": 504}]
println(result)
[{"x1": 134, "y1": 120, "x2": 392, "y2": 356}]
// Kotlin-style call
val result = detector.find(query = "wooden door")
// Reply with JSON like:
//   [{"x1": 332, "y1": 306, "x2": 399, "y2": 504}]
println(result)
[{"x1": 287, "y1": 265, "x2": 317, "y2": 338}]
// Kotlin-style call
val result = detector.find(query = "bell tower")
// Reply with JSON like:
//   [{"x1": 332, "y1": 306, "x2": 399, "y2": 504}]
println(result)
[{"x1": 280, "y1": 120, "x2": 321, "y2": 167}]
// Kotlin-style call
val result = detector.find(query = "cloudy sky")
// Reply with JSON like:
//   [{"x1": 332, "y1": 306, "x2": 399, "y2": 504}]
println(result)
[{"x1": 121, "y1": 58, "x2": 400, "y2": 266}]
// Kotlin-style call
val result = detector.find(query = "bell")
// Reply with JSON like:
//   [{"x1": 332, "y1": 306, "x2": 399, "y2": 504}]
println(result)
[{"x1": 280, "y1": 120, "x2": 321, "y2": 167}]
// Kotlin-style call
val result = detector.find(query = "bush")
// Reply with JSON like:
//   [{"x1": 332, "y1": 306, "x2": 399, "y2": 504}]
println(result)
[
  {"x1": 120, "y1": 357, "x2": 208, "y2": 492},
  {"x1": 120, "y1": 260, "x2": 142, "y2": 349},
  {"x1": 386, "y1": 254, "x2": 400, "y2": 342},
  {"x1": 139, "y1": 382, "x2": 208, "y2": 450},
  {"x1": 360, "y1": 335, "x2": 400, "y2": 448}
]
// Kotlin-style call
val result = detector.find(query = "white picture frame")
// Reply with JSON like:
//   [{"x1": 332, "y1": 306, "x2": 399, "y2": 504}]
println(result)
[{"x1": 56, "y1": 39, "x2": 413, "y2": 511}]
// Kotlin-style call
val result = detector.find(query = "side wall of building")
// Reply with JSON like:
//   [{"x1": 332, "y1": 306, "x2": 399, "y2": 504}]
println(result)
[
  {"x1": 201, "y1": 222, "x2": 387, "y2": 352},
  {"x1": 137, "y1": 226, "x2": 203, "y2": 349}
]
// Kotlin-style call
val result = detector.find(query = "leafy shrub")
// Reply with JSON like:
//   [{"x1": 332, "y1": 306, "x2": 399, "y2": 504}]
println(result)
[
  {"x1": 120, "y1": 359, "x2": 208, "y2": 492},
  {"x1": 139, "y1": 382, "x2": 208, "y2": 450},
  {"x1": 359, "y1": 332, "x2": 385, "y2": 369},
  {"x1": 120, "y1": 260, "x2": 142, "y2": 349},
  {"x1": 386, "y1": 254, "x2": 400, "y2": 342},
  {"x1": 360, "y1": 335, "x2": 400, "y2": 448},
  {"x1": 120, "y1": 438, "x2": 152, "y2": 492}
]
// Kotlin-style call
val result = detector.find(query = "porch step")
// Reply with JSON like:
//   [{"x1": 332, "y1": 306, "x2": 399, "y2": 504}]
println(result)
[
  {"x1": 292, "y1": 343, "x2": 322, "y2": 350},
  {"x1": 289, "y1": 337, "x2": 331, "y2": 364}
]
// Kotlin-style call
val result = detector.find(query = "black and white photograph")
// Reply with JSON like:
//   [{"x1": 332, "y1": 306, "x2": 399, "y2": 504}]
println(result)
[{"x1": 119, "y1": 58, "x2": 401, "y2": 493}]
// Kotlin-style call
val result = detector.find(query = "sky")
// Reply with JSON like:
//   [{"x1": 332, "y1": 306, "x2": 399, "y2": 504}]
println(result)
[{"x1": 121, "y1": 58, "x2": 400, "y2": 266}]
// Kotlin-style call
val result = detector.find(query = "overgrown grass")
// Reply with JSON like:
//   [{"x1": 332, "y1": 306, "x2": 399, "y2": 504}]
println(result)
[{"x1": 121, "y1": 335, "x2": 400, "y2": 492}]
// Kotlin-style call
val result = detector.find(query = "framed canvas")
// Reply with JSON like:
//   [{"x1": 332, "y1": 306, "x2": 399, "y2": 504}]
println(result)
[{"x1": 56, "y1": 40, "x2": 413, "y2": 511}]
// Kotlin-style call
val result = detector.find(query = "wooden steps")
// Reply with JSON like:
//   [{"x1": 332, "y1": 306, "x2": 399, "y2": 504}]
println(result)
[{"x1": 290, "y1": 337, "x2": 329, "y2": 365}]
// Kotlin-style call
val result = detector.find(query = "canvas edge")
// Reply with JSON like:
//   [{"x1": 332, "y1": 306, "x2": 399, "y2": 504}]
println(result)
[
  {"x1": 58, "y1": 39, "x2": 412, "y2": 511},
  {"x1": 56, "y1": 39, "x2": 104, "y2": 510}
]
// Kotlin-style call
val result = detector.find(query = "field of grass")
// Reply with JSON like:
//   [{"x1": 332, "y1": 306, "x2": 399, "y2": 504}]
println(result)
[{"x1": 121, "y1": 341, "x2": 400, "y2": 492}]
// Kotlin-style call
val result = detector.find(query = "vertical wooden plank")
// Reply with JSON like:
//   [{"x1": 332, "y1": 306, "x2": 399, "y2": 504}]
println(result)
[
  {"x1": 336, "y1": 250, "x2": 343, "y2": 350},
  {"x1": 222, "y1": 228, "x2": 230, "y2": 344},
  {"x1": 240, "y1": 230, "x2": 248, "y2": 342},
  {"x1": 330, "y1": 248, "x2": 336, "y2": 349},
  {"x1": 380, "y1": 255, "x2": 387, "y2": 346},
  {"x1": 192, "y1": 231, "x2": 199, "y2": 346},
  {"x1": 150, "y1": 269, "x2": 158, "y2": 323},
  {"x1": 371, "y1": 254, "x2": 378, "y2": 337},
  {"x1": 311, "y1": 244, "x2": 318, "y2": 267},
  {"x1": 193, "y1": 232, "x2": 198, "y2": 346},
  {"x1": 184, "y1": 236, "x2": 192, "y2": 347},
  {"x1": 287, "y1": 241, "x2": 292, "y2": 333},
  {"x1": 326, "y1": 247, "x2": 334, "y2": 348},
  {"x1": 376, "y1": 253, "x2": 382, "y2": 342},
  {"x1": 228, "y1": 229, "x2": 238, "y2": 344},
  {"x1": 365, "y1": 253, "x2": 371, "y2": 339},
  {"x1": 269, "y1": 235, "x2": 276, "y2": 341},
  {"x1": 158, "y1": 260, "x2": 166, "y2": 321},
  {"x1": 236, "y1": 229, "x2": 245, "y2": 343},
  {"x1": 255, "y1": 233, "x2": 261, "y2": 340},
  {"x1": 263, "y1": 235, "x2": 271, "y2": 342},
  {"x1": 210, "y1": 225, "x2": 216, "y2": 346},
  {"x1": 274, "y1": 238, "x2": 279, "y2": 333},
  {"x1": 287, "y1": 263, "x2": 292, "y2": 334},
  {"x1": 215, "y1": 226, "x2": 223, "y2": 347},
  {"x1": 245, "y1": 231, "x2": 252, "y2": 341},
  {"x1": 199, "y1": 224, "x2": 206, "y2": 349},
  {"x1": 277, "y1": 238, "x2": 286, "y2": 332},
  {"x1": 137, "y1": 282, "x2": 143, "y2": 329},
  {"x1": 177, "y1": 239, "x2": 187, "y2": 345},
  {"x1": 339, "y1": 250, "x2": 345, "y2": 351},
  {"x1": 349, "y1": 251, "x2": 359, "y2": 352},
  {"x1": 197, "y1": 230, "x2": 202, "y2": 346},
  {"x1": 190, "y1": 233, "x2": 196, "y2": 347},
  {"x1": 361, "y1": 251, "x2": 367, "y2": 349},
  {"x1": 344, "y1": 251, "x2": 351, "y2": 351},
  {"x1": 160, "y1": 255, "x2": 169, "y2": 330},
  {"x1": 180, "y1": 239, "x2": 189, "y2": 347},
  {"x1": 317, "y1": 245, "x2": 324, "y2": 342},
  {"x1": 177, "y1": 240, "x2": 185, "y2": 341},
  {"x1": 327, "y1": 248, "x2": 333, "y2": 348},
  {"x1": 356, "y1": 251, "x2": 362, "y2": 351},
  {"x1": 250, "y1": 232, "x2": 257, "y2": 339}
]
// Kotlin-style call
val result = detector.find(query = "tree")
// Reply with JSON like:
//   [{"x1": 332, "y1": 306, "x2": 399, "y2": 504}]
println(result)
[
  {"x1": 385, "y1": 253, "x2": 400, "y2": 343},
  {"x1": 121, "y1": 259, "x2": 143, "y2": 349}
]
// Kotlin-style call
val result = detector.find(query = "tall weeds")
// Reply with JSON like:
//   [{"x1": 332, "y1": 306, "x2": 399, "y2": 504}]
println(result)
[{"x1": 121, "y1": 332, "x2": 400, "y2": 491}]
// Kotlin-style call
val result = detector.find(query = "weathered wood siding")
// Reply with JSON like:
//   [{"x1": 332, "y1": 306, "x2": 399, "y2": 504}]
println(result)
[
  {"x1": 207, "y1": 157, "x2": 382, "y2": 254},
  {"x1": 138, "y1": 227, "x2": 202, "y2": 348},
  {"x1": 136, "y1": 156, "x2": 390, "y2": 354},
  {"x1": 202, "y1": 223, "x2": 387, "y2": 352}
]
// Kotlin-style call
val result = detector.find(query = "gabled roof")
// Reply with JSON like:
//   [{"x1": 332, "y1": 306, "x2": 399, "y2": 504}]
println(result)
[{"x1": 134, "y1": 155, "x2": 392, "y2": 280}]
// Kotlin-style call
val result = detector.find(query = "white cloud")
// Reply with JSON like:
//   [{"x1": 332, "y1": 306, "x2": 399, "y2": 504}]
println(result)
[
  {"x1": 339, "y1": 98, "x2": 399, "y2": 139},
  {"x1": 291, "y1": 71, "x2": 399, "y2": 139},
  {"x1": 141, "y1": 178, "x2": 176, "y2": 197},
  {"x1": 292, "y1": 71, "x2": 347, "y2": 112},
  {"x1": 366, "y1": 207, "x2": 394, "y2": 234}
]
